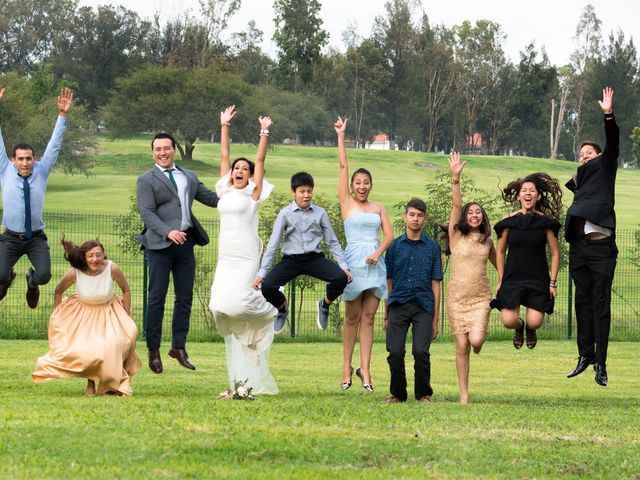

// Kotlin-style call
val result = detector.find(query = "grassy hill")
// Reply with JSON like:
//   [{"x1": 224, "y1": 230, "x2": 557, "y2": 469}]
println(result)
[{"x1": 17, "y1": 135, "x2": 640, "y2": 229}]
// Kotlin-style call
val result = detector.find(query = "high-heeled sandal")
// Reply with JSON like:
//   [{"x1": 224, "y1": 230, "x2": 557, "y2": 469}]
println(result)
[
  {"x1": 356, "y1": 368, "x2": 374, "y2": 392},
  {"x1": 525, "y1": 326, "x2": 538, "y2": 349},
  {"x1": 341, "y1": 366, "x2": 354, "y2": 390},
  {"x1": 513, "y1": 318, "x2": 525, "y2": 350}
]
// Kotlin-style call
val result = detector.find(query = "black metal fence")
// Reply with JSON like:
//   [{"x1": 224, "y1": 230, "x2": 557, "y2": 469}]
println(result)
[{"x1": 1, "y1": 210, "x2": 638, "y2": 341}]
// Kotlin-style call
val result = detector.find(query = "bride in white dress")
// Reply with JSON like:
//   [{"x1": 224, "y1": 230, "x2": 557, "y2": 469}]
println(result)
[{"x1": 209, "y1": 105, "x2": 278, "y2": 395}]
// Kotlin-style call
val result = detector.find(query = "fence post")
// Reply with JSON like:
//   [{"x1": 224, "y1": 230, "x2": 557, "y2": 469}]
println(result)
[
  {"x1": 567, "y1": 268, "x2": 573, "y2": 339},
  {"x1": 143, "y1": 250, "x2": 148, "y2": 339},
  {"x1": 289, "y1": 278, "x2": 296, "y2": 337}
]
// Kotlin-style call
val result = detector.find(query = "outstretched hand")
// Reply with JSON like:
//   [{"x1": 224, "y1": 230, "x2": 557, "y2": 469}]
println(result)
[
  {"x1": 57, "y1": 87, "x2": 74, "y2": 116},
  {"x1": 259, "y1": 115, "x2": 272, "y2": 130},
  {"x1": 0, "y1": 88, "x2": 5, "y2": 101},
  {"x1": 221, "y1": 105, "x2": 237, "y2": 125},
  {"x1": 334, "y1": 116, "x2": 348, "y2": 135},
  {"x1": 448, "y1": 151, "x2": 466, "y2": 179},
  {"x1": 598, "y1": 87, "x2": 614, "y2": 114}
]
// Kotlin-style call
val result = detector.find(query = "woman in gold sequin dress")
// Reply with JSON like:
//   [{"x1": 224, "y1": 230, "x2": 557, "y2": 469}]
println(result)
[{"x1": 444, "y1": 152, "x2": 496, "y2": 404}]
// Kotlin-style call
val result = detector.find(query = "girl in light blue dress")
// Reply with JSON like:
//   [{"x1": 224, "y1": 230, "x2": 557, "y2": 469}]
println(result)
[{"x1": 334, "y1": 117, "x2": 394, "y2": 392}]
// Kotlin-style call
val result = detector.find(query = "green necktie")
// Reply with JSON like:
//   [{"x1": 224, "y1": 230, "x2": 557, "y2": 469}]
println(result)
[{"x1": 166, "y1": 168, "x2": 178, "y2": 190}]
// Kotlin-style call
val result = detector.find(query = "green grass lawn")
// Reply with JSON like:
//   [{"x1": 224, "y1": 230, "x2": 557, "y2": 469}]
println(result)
[
  {"x1": 31, "y1": 136, "x2": 640, "y2": 229},
  {"x1": 2, "y1": 340, "x2": 638, "y2": 479}
]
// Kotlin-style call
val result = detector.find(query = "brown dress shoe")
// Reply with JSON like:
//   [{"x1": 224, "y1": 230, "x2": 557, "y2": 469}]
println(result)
[
  {"x1": 26, "y1": 269, "x2": 40, "y2": 309},
  {"x1": 417, "y1": 396, "x2": 432, "y2": 403},
  {"x1": 148, "y1": 348, "x2": 163, "y2": 374},
  {"x1": 386, "y1": 395, "x2": 402, "y2": 404},
  {"x1": 169, "y1": 348, "x2": 196, "y2": 370}
]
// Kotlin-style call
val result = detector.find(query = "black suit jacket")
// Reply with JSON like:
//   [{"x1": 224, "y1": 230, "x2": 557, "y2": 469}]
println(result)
[{"x1": 564, "y1": 114, "x2": 619, "y2": 243}]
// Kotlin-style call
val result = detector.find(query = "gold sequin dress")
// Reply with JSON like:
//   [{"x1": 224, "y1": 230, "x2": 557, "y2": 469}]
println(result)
[{"x1": 446, "y1": 233, "x2": 492, "y2": 335}]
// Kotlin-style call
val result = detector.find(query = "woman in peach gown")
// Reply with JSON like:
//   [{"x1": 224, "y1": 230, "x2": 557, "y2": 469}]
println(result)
[{"x1": 32, "y1": 238, "x2": 141, "y2": 396}]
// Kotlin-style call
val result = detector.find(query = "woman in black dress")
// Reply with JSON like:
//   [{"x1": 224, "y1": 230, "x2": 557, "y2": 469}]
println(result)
[{"x1": 491, "y1": 173, "x2": 562, "y2": 349}]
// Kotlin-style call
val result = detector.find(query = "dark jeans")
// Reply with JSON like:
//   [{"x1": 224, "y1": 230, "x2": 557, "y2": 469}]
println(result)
[
  {"x1": 0, "y1": 230, "x2": 51, "y2": 288},
  {"x1": 145, "y1": 236, "x2": 196, "y2": 350},
  {"x1": 569, "y1": 236, "x2": 618, "y2": 365},
  {"x1": 261, "y1": 252, "x2": 348, "y2": 308},
  {"x1": 386, "y1": 302, "x2": 434, "y2": 401}
]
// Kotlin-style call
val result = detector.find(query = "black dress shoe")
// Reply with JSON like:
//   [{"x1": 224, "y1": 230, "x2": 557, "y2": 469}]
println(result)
[
  {"x1": 26, "y1": 268, "x2": 40, "y2": 309},
  {"x1": 594, "y1": 363, "x2": 608, "y2": 387},
  {"x1": 567, "y1": 355, "x2": 594, "y2": 378},
  {"x1": 169, "y1": 347, "x2": 196, "y2": 370},
  {"x1": 148, "y1": 348, "x2": 163, "y2": 374},
  {"x1": 0, "y1": 271, "x2": 16, "y2": 302}
]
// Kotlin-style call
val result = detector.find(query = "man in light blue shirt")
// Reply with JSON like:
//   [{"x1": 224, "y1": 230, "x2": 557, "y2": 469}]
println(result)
[{"x1": 0, "y1": 87, "x2": 73, "y2": 308}]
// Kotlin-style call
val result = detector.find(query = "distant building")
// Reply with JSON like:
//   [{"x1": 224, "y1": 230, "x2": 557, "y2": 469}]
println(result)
[
  {"x1": 466, "y1": 133, "x2": 486, "y2": 154},
  {"x1": 365, "y1": 134, "x2": 392, "y2": 150}
]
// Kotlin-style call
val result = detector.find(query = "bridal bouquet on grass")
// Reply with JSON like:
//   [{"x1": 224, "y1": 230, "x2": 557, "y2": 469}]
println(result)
[{"x1": 218, "y1": 379, "x2": 256, "y2": 400}]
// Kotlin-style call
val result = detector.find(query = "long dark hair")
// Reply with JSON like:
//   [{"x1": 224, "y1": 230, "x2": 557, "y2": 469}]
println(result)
[
  {"x1": 61, "y1": 235, "x2": 106, "y2": 271},
  {"x1": 440, "y1": 202, "x2": 491, "y2": 255},
  {"x1": 501, "y1": 172, "x2": 563, "y2": 220}
]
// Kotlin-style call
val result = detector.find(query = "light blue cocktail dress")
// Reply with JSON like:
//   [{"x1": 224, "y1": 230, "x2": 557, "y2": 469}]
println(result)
[{"x1": 342, "y1": 212, "x2": 388, "y2": 301}]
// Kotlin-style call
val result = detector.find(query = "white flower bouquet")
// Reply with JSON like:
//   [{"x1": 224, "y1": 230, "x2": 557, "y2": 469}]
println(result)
[{"x1": 218, "y1": 379, "x2": 256, "y2": 400}]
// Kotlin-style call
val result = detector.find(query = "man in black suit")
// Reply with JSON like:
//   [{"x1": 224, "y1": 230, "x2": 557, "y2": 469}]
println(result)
[
  {"x1": 565, "y1": 87, "x2": 619, "y2": 387},
  {"x1": 136, "y1": 132, "x2": 218, "y2": 373}
]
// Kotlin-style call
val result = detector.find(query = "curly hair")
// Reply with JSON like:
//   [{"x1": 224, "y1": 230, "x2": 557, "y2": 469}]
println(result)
[
  {"x1": 501, "y1": 172, "x2": 563, "y2": 220},
  {"x1": 61, "y1": 235, "x2": 106, "y2": 271}
]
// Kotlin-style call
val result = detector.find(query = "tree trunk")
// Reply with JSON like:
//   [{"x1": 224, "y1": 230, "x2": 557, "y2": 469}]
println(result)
[
  {"x1": 554, "y1": 87, "x2": 569, "y2": 159},
  {"x1": 175, "y1": 140, "x2": 195, "y2": 161},
  {"x1": 550, "y1": 98, "x2": 556, "y2": 158}
]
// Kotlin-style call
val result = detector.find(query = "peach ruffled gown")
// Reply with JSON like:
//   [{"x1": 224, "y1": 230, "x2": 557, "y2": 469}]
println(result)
[{"x1": 32, "y1": 261, "x2": 141, "y2": 395}]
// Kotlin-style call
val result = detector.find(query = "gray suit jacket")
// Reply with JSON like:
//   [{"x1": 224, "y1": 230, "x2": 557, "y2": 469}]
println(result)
[{"x1": 135, "y1": 165, "x2": 218, "y2": 250}]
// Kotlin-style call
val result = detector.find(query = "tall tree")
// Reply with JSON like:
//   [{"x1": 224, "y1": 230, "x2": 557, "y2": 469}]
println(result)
[
  {"x1": 568, "y1": 3, "x2": 602, "y2": 160},
  {"x1": 0, "y1": 72, "x2": 95, "y2": 175},
  {"x1": 550, "y1": 66, "x2": 572, "y2": 159},
  {"x1": 0, "y1": 0, "x2": 77, "y2": 74},
  {"x1": 452, "y1": 19, "x2": 506, "y2": 153},
  {"x1": 416, "y1": 19, "x2": 456, "y2": 152},
  {"x1": 341, "y1": 38, "x2": 389, "y2": 147},
  {"x1": 372, "y1": 0, "x2": 420, "y2": 148},
  {"x1": 510, "y1": 43, "x2": 558, "y2": 157},
  {"x1": 104, "y1": 65, "x2": 252, "y2": 161},
  {"x1": 272, "y1": 0, "x2": 328, "y2": 90},
  {"x1": 582, "y1": 31, "x2": 640, "y2": 164},
  {"x1": 50, "y1": 5, "x2": 151, "y2": 126},
  {"x1": 229, "y1": 21, "x2": 276, "y2": 85}
]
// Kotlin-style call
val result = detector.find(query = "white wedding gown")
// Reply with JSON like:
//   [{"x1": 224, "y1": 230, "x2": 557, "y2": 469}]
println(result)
[{"x1": 209, "y1": 173, "x2": 279, "y2": 394}]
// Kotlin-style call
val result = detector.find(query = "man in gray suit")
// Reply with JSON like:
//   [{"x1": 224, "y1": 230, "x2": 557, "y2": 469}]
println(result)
[{"x1": 136, "y1": 132, "x2": 218, "y2": 374}]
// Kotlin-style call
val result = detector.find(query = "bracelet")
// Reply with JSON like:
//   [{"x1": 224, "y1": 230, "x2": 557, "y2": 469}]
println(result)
[
  {"x1": 220, "y1": 122, "x2": 230, "y2": 126},
  {"x1": 549, "y1": 280, "x2": 557, "y2": 287},
  {"x1": 259, "y1": 130, "x2": 269, "y2": 137},
  {"x1": 452, "y1": 179, "x2": 460, "y2": 185}
]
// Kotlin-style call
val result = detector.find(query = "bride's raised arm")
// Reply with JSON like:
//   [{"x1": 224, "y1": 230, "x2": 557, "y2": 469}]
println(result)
[
  {"x1": 219, "y1": 105, "x2": 237, "y2": 177},
  {"x1": 251, "y1": 115, "x2": 272, "y2": 201}
]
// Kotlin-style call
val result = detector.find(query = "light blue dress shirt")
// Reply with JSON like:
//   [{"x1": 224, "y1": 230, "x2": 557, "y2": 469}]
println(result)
[
  {"x1": 0, "y1": 116, "x2": 67, "y2": 233},
  {"x1": 258, "y1": 201, "x2": 348, "y2": 278}
]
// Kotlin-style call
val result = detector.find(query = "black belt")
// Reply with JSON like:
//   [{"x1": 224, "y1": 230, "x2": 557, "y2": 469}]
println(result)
[
  {"x1": 283, "y1": 251, "x2": 323, "y2": 259},
  {"x1": 4, "y1": 229, "x2": 44, "y2": 240},
  {"x1": 574, "y1": 235, "x2": 614, "y2": 246}
]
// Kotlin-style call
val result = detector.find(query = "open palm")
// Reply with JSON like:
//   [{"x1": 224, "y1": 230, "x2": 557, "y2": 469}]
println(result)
[
  {"x1": 598, "y1": 87, "x2": 614, "y2": 113},
  {"x1": 448, "y1": 151, "x2": 466, "y2": 177}
]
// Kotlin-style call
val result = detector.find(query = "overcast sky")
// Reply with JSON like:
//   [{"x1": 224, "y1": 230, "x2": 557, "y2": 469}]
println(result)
[{"x1": 78, "y1": 0, "x2": 639, "y2": 66}]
